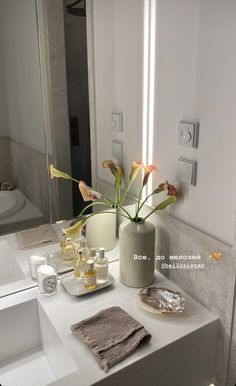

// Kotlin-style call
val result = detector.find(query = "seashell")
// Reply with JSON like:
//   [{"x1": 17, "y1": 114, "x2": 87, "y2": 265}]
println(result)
[{"x1": 139, "y1": 287, "x2": 186, "y2": 314}]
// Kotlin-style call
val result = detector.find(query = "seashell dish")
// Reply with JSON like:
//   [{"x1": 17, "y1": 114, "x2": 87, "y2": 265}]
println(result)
[{"x1": 137, "y1": 287, "x2": 186, "y2": 315}]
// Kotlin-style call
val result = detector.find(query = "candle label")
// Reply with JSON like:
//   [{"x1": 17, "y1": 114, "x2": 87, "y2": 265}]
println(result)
[{"x1": 43, "y1": 274, "x2": 57, "y2": 294}]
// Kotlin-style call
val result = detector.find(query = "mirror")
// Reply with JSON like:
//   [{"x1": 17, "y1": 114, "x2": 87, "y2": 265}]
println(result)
[
  {"x1": 0, "y1": 0, "x2": 50, "y2": 234},
  {"x1": 0, "y1": 0, "x2": 92, "y2": 235},
  {"x1": 0, "y1": 0, "x2": 142, "y2": 297}
]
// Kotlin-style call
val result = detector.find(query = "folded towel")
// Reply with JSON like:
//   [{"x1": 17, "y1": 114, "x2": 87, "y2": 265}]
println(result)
[
  {"x1": 71, "y1": 306, "x2": 151, "y2": 371},
  {"x1": 16, "y1": 224, "x2": 59, "y2": 250}
]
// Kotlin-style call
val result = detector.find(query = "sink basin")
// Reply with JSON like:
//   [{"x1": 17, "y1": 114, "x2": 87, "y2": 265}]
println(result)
[
  {"x1": 0, "y1": 241, "x2": 25, "y2": 286},
  {"x1": 0, "y1": 299, "x2": 77, "y2": 386}
]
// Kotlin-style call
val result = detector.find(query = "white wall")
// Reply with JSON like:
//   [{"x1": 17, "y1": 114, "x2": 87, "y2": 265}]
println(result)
[
  {"x1": 0, "y1": 0, "x2": 46, "y2": 153},
  {"x1": 153, "y1": 0, "x2": 236, "y2": 245},
  {"x1": 94, "y1": 0, "x2": 236, "y2": 246},
  {"x1": 93, "y1": 0, "x2": 144, "y2": 191}
]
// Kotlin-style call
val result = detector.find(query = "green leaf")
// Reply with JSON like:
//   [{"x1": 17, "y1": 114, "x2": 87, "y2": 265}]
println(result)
[
  {"x1": 153, "y1": 186, "x2": 166, "y2": 194},
  {"x1": 156, "y1": 195, "x2": 177, "y2": 210}
]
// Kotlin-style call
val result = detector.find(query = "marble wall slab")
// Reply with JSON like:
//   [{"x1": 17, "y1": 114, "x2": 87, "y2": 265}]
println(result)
[
  {"x1": 116, "y1": 201, "x2": 236, "y2": 386},
  {"x1": 149, "y1": 211, "x2": 236, "y2": 386}
]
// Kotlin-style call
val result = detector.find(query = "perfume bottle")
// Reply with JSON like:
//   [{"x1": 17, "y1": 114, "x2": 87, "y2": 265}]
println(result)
[
  {"x1": 94, "y1": 248, "x2": 108, "y2": 284},
  {"x1": 60, "y1": 234, "x2": 75, "y2": 265},
  {"x1": 80, "y1": 239, "x2": 89, "y2": 261},
  {"x1": 71, "y1": 233, "x2": 85, "y2": 252},
  {"x1": 84, "y1": 260, "x2": 96, "y2": 289},
  {"x1": 89, "y1": 248, "x2": 97, "y2": 262},
  {"x1": 74, "y1": 250, "x2": 86, "y2": 278}
]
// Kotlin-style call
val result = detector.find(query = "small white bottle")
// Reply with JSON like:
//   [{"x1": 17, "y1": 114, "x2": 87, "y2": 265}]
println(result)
[
  {"x1": 89, "y1": 247, "x2": 97, "y2": 262},
  {"x1": 74, "y1": 250, "x2": 86, "y2": 278},
  {"x1": 95, "y1": 248, "x2": 109, "y2": 284},
  {"x1": 80, "y1": 239, "x2": 89, "y2": 261}
]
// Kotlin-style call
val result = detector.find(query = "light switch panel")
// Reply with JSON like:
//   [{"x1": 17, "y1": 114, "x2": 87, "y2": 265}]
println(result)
[
  {"x1": 178, "y1": 120, "x2": 199, "y2": 148},
  {"x1": 177, "y1": 158, "x2": 197, "y2": 185},
  {"x1": 112, "y1": 140, "x2": 123, "y2": 161},
  {"x1": 111, "y1": 112, "x2": 123, "y2": 132}
]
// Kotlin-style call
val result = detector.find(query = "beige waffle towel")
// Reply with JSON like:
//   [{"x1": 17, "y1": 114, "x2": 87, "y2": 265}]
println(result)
[
  {"x1": 16, "y1": 224, "x2": 58, "y2": 250},
  {"x1": 71, "y1": 306, "x2": 151, "y2": 371}
]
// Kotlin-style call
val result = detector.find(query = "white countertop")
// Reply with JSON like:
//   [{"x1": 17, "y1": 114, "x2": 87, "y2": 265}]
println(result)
[
  {"x1": 0, "y1": 223, "x2": 119, "y2": 297},
  {"x1": 1, "y1": 258, "x2": 218, "y2": 386},
  {"x1": 0, "y1": 225, "x2": 219, "y2": 386}
]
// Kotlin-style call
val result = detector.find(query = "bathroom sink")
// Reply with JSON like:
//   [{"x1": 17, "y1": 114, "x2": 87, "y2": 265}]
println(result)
[
  {"x1": 0, "y1": 298, "x2": 77, "y2": 386},
  {"x1": 0, "y1": 240, "x2": 25, "y2": 286}
]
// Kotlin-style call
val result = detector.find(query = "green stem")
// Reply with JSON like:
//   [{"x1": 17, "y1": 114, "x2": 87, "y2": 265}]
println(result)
[
  {"x1": 115, "y1": 204, "x2": 133, "y2": 221},
  {"x1": 79, "y1": 201, "x2": 110, "y2": 217},
  {"x1": 100, "y1": 196, "x2": 114, "y2": 208},
  {"x1": 143, "y1": 206, "x2": 159, "y2": 221},
  {"x1": 135, "y1": 185, "x2": 144, "y2": 220},
  {"x1": 84, "y1": 210, "x2": 131, "y2": 221},
  {"x1": 118, "y1": 187, "x2": 121, "y2": 203},
  {"x1": 80, "y1": 197, "x2": 133, "y2": 221},
  {"x1": 114, "y1": 187, "x2": 118, "y2": 208},
  {"x1": 70, "y1": 177, "x2": 80, "y2": 184},
  {"x1": 136, "y1": 191, "x2": 155, "y2": 217},
  {"x1": 119, "y1": 178, "x2": 135, "y2": 206}
]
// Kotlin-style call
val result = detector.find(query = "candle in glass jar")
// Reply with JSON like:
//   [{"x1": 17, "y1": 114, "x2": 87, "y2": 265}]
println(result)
[
  {"x1": 37, "y1": 264, "x2": 57, "y2": 295},
  {"x1": 28, "y1": 254, "x2": 47, "y2": 279}
]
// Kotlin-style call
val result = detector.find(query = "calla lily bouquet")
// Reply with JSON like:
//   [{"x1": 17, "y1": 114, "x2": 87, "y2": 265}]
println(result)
[{"x1": 50, "y1": 161, "x2": 178, "y2": 237}]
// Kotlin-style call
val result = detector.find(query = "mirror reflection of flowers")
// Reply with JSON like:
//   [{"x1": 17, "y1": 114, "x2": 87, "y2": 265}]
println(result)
[{"x1": 49, "y1": 161, "x2": 178, "y2": 236}]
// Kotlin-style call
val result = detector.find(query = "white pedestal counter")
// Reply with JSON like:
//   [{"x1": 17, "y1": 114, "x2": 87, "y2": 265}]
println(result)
[{"x1": 0, "y1": 259, "x2": 219, "y2": 386}]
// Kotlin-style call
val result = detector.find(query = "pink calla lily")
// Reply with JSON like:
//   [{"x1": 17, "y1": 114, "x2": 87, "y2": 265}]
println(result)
[
  {"x1": 79, "y1": 181, "x2": 101, "y2": 201},
  {"x1": 103, "y1": 160, "x2": 124, "y2": 188},
  {"x1": 129, "y1": 161, "x2": 144, "y2": 181},
  {"x1": 63, "y1": 218, "x2": 86, "y2": 237},
  {"x1": 155, "y1": 181, "x2": 178, "y2": 197},
  {"x1": 143, "y1": 164, "x2": 156, "y2": 186},
  {"x1": 50, "y1": 164, "x2": 71, "y2": 180}
]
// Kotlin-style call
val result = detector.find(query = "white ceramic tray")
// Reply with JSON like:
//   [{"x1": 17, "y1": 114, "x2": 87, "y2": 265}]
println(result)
[{"x1": 60, "y1": 272, "x2": 115, "y2": 296}]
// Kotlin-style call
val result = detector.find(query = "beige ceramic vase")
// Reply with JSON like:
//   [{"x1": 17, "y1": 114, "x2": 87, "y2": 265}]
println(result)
[
  {"x1": 119, "y1": 219, "x2": 155, "y2": 288},
  {"x1": 86, "y1": 208, "x2": 116, "y2": 251}
]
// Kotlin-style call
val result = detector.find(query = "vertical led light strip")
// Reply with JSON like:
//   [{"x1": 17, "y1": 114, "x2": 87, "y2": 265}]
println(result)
[
  {"x1": 142, "y1": 0, "x2": 150, "y2": 169},
  {"x1": 142, "y1": 0, "x2": 156, "y2": 203},
  {"x1": 147, "y1": 0, "x2": 156, "y2": 200}
]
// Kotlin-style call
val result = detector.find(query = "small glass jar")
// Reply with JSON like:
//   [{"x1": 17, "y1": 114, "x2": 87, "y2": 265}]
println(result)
[
  {"x1": 28, "y1": 254, "x2": 47, "y2": 280},
  {"x1": 37, "y1": 264, "x2": 57, "y2": 295}
]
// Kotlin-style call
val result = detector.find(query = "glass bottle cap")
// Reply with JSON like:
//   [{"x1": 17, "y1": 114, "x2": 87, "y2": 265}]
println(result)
[
  {"x1": 99, "y1": 248, "x2": 105, "y2": 258},
  {"x1": 90, "y1": 248, "x2": 96, "y2": 257},
  {"x1": 87, "y1": 259, "x2": 94, "y2": 270}
]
